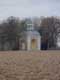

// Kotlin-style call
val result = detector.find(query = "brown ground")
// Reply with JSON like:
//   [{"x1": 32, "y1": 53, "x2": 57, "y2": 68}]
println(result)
[{"x1": 0, "y1": 51, "x2": 60, "y2": 80}]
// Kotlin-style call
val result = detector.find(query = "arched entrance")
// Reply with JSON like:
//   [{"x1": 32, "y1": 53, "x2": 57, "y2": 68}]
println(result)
[{"x1": 31, "y1": 39, "x2": 37, "y2": 50}]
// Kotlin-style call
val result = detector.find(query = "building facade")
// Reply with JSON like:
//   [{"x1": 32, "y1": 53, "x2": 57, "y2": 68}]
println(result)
[{"x1": 19, "y1": 23, "x2": 41, "y2": 50}]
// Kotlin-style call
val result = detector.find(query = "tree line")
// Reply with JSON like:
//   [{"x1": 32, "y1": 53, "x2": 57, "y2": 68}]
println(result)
[{"x1": 0, "y1": 16, "x2": 60, "y2": 50}]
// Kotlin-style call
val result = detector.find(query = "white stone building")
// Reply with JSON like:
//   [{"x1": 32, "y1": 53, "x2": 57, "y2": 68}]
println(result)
[{"x1": 19, "y1": 23, "x2": 41, "y2": 51}]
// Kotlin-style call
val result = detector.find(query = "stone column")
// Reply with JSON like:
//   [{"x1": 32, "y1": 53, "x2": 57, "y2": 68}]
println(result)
[
  {"x1": 27, "y1": 36, "x2": 31, "y2": 50},
  {"x1": 37, "y1": 36, "x2": 41, "y2": 50}
]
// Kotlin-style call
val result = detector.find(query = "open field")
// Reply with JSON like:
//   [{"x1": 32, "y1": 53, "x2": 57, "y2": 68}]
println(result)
[{"x1": 0, "y1": 51, "x2": 60, "y2": 80}]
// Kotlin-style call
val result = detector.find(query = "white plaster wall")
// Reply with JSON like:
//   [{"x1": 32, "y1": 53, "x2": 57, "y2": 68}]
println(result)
[
  {"x1": 37, "y1": 36, "x2": 41, "y2": 50},
  {"x1": 20, "y1": 31, "x2": 41, "y2": 51},
  {"x1": 27, "y1": 36, "x2": 31, "y2": 50}
]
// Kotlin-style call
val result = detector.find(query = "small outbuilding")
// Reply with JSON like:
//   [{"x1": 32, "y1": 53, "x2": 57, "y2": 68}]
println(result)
[{"x1": 19, "y1": 23, "x2": 41, "y2": 51}]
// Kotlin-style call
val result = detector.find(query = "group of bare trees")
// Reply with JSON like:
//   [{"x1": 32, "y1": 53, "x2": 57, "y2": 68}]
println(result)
[
  {"x1": 0, "y1": 16, "x2": 27, "y2": 50},
  {"x1": 0, "y1": 16, "x2": 60, "y2": 50},
  {"x1": 40, "y1": 17, "x2": 60, "y2": 50}
]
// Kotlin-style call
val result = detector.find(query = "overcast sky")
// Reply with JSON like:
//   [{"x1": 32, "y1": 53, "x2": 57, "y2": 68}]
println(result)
[{"x1": 0, "y1": 0, "x2": 60, "y2": 20}]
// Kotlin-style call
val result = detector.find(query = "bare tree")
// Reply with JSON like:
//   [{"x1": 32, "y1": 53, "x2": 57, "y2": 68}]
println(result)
[{"x1": 40, "y1": 17, "x2": 60, "y2": 49}]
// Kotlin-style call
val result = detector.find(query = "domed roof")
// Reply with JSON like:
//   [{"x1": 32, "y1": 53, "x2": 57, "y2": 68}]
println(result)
[
  {"x1": 20, "y1": 29, "x2": 40, "y2": 37},
  {"x1": 20, "y1": 20, "x2": 40, "y2": 37},
  {"x1": 26, "y1": 30, "x2": 40, "y2": 36}
]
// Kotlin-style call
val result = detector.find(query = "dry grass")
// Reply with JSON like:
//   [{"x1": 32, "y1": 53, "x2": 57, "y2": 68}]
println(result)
[{"x1": 0, "y1": 51, "x2": 60, "y2": 80}]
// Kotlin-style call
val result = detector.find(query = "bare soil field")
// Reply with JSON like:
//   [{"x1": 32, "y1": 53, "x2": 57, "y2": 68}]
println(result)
[{"x1": 0, "y1": 51, "x2": 60, "y2": 80}]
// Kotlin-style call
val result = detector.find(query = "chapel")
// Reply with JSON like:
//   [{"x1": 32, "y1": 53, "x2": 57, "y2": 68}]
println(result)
[{"x1": 19, "y1": 21, "x2": 41, "y2": 50}]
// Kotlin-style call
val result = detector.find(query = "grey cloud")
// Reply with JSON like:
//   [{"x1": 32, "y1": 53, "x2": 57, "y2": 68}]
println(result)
[{"x1": 0, "y1": 0, "x2": 60, "y2": 20}]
